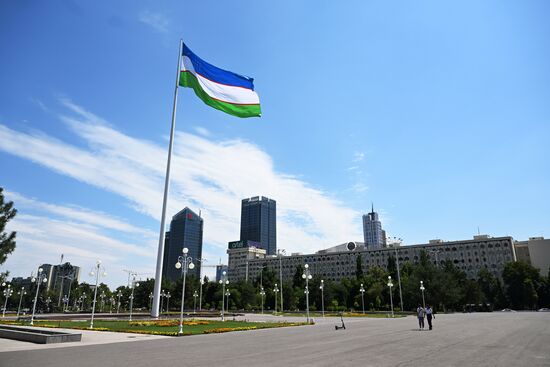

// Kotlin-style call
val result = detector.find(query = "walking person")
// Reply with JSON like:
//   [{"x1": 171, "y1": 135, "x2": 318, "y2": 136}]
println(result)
[
  {"x1": 417, "y1": 304, "x2": 425, "y2": 330},
  {"x1": 425, "y1": 304, "x2": 434, "y2": 330}
]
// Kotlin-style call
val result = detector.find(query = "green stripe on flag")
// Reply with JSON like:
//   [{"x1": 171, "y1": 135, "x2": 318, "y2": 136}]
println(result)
[{"x1": 179, "y1": 72, "x2": 261, "y2": 118}]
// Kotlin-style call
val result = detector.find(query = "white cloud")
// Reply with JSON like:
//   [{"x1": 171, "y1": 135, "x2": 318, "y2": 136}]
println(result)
[
  {"x1": 138, "y1": 10, "x2": 170, "y2": 33},
  {"x1": 193, "y1": 126, "x2": 211, "y2": 137},
  {"x1": 353, "y1": 151, "x2": 365, "y2": 162},
  {"x1": 0, "y1": 100, "x2": 364, "y2": 283}
]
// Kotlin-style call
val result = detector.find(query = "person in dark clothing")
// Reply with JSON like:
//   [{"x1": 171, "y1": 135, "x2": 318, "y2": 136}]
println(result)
[{"x1": 425, "y1": 305, "x2": 434, "y2": 330}]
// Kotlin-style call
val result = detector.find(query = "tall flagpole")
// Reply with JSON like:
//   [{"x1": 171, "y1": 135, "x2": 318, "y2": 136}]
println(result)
[{"x1": 151, "y1": 39, "x2": 183, "y2": 318}]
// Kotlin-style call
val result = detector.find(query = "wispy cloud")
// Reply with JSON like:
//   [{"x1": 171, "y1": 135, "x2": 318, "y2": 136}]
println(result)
[
  {"x1": 138, "y1": 10, "x2": 170, "y2": 33},
  {"x1": 0, "y1": 99, "x2": 364, "y2": 282},
  {"x1": 193, "y1": 126, "x2": 211, "y2": 137},
  {"x1": 2, "y1": 193, "x2": 157, "y2": 286},
  {"x1": 353, "y1": 151, "x2": 365, "y2": 162}
]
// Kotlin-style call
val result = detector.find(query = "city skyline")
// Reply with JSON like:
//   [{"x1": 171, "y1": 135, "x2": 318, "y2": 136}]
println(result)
[{"x1": 1, "y1": 1, "x2": 549, "y2": 288}]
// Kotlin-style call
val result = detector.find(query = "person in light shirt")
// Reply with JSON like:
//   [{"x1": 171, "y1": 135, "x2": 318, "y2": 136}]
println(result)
[{"x1": 416, "y1": 304, "x2": 425, "y2": 330}]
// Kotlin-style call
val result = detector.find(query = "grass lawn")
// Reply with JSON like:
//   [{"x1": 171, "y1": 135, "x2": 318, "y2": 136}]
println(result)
[{"x1": 0, "y1": 319, "x2": 308, "y2": 336}]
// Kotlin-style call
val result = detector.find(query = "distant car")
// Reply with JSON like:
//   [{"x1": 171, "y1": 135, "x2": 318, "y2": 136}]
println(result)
[
  {"x1": 538, "y1": 308, "x2": 549, "y2": 312},
  {"x1": 500, "y1": 308, "x2": 516, "y2": 312}
]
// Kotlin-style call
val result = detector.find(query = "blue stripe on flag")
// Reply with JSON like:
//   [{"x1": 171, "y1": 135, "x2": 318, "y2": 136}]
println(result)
[{"x1": 183, "y1": 43, "x2": 255, "y2": 90}]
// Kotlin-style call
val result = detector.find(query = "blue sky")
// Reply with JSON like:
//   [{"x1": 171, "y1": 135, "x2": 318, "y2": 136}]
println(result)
[{"x1": 1, "y1": 1, "x2": 548, "y2": 287}]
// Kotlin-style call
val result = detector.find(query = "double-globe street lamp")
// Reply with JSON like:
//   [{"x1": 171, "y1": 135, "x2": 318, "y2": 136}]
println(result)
[
  {"x1": 420, "y1": 281, "x2": 426, "y2": 309},
  {"x1": 2, "y1": 283, "x2": 13, "y2": 317},
  {"x1": 219, "y1": 271, "x2": 229, "y2": 321},
  {"x1": 17, "y1": 287, "x2": 27, "y2": 318},
  {"x1": 360, "y1": 283, "x2": 366, "y2": 314},
  {"x1": 302, "y1": 264, "x2": 313, "y2": 323},
  {"x1": 319, "y1": 280, "x2": 325, "y2": 317},
  {"x1": 30, "y1": 268, "x2": 48, "y2": 325},
  {"x1": 129, "y1": 276, "x2": 139, "y2": 322},
  {"x1": 387, "y1": 276, "x2": 394, "y2": 318},
  {"x1": 89, "y1": 260, "x2": 107, "y2": 329},
  {"x1": 175, "y1": 247, "x2": 195, "y2": 334}
]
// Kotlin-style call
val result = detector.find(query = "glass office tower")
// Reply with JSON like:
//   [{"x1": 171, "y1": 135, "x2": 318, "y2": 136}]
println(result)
[
  {"x1": 240, "y1": 196, "x2": 277, "y2": 255},
  {"x1": 162, "y1": 207, "x2": 203, "y2": 283}
]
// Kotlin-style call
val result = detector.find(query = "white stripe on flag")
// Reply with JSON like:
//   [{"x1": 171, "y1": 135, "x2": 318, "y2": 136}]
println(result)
[{"x1": 182, "y1": 56, "x2": 260, "y2": 105}]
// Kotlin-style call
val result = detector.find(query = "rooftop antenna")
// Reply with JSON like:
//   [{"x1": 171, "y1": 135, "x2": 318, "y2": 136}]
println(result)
[
  {"x1": 477, "y1": 226, "x2": 480, "y2": 235},
  {"x1": 199, "y1": 209, "x2": 201, "y2": 218},
  {"x1": 371, "y1": 202, "x2": 374, "y2": 213}
]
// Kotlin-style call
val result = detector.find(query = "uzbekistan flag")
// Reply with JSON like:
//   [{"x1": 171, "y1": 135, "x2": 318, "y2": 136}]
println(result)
[{"x1": 180, "y1": 43, "x2": 261, "y2": 118}]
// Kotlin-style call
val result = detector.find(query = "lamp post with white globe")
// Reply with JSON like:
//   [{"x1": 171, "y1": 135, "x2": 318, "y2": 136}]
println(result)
[
  {"x1": 219, "y1": 271, "x2": 229, "y2": 321},
  {"x1": 2, "y1": 283, "x2": 13, "y2": 317},
  {"x1": 30, "y1": 268, "x2": 48, "y2": 325},
  {"x1": 420, "y1": 281, "x2": 426, "y2": 309},
  {"x1": 360, "y1": 283, "x2": 366, "y2": 314},
  {"x1": 193, "y1": 290, "x2": 198, "y2": 314},
  {"x1": 17, "y1": 287, "x2": 27, "y2": 317},
  {"x1": 387, "y1": 276, "x2": 394, "y2": 318},
  {"x1": 319, "y1": 280, "x2": 325, "y2": 317},
  {"x1": 129, "y1": 275, "x2": 139, "y2": 322},
  {"x1": 259, "y1": 287, "x2": 265, "y2": 314},
  {"x1": 175, "y1": 247, "x2": 195, "y2": 335},
  {"x1": 302, "y1": 264, "x2": 313, "y2": 323},
  {"x1": 273, "y1": 284, "x2": 279, "y2": 313},
  {"x1": 89, "y1": 260, "x2": 107, "y2": 329}
]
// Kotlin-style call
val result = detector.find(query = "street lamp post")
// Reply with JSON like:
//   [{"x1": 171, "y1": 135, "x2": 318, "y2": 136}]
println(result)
[
  {"x1": 149, "y1": 292, "x2": 153, "y2": 310},
  {"x1": 175, "y1": 247, "x2": 195, "y2": 335},
  {"x1": 129, "y1": 276, "x2": 139, "y2": 322},
  {"x1": 302, "y1": 264, "x2": 313, "y2": 323},
  {"x1": 166, "y1": 292, "x2": 171, "y2": 315},
  {"x1": 193, "y1": 291, "x2": 198, "y2": 314},
  {"x1": 109, "y1": 296, "x2": 115, "y2": 313},
  {"x1": 45, "y1": 297, "x2": 52, "y2": 313},
  {"x1": 393, "y1": 246, "x2": 404, "y2": 312},
  {"x1": 30, "y1": 268, "x2": 48, "y2": 325},
  {"x1": 277, "y1": 249, "x2": 285, "y2": 312},
  {"x1": 420, "y1": 281, "x2": 426, "y2": 309},
  {"x1": 225, "y1": 289, "x2": 230, "y2": 312},
  {"x1": 99, "y1": 292, "x2": 106, "y2": 313},
  {"x1": 116, "y1": 291, "x2": 122, "y2": 314},
  {"x1": 387, "y1": 276, "x2": 394, "y2": 318},
  {"x1": 17, "y1": 288, "x2": 27, "y2": 318},
  {"x1": 62, "y1": 295, "x2": 69, "y2": 312},
  {"x1": 219, "y1": 271, "x2": 229, "y2": 321},
  {"x1": 89, "y1": 260, "x2": 107, "y2": 329},
  {"x1": 259, "y1": 287, "x2": 265, "y2": 314},
  {"x1": 2, "y1": 283, "x2": 13, "y2": 317},
  {"x1": 319, "y1": 280, "x2": 325, "y2": 317},
  {"x1": 360, "y1": 283, "x2": 365, "y2": 314},
  {"x1": 199, "y1": 279, "x2": 204, "y2": 311},
  {"x1": 273, "y1": 283, "x2": 279, "y2": 313}
]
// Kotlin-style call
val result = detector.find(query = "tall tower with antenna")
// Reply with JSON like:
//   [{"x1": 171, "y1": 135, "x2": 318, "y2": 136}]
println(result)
[{"x1": 362, "y1": 203, "x2": 384, "y2": 249}]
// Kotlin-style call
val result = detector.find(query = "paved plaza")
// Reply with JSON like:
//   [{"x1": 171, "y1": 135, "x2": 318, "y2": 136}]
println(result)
[{"x1": 1, "y1": 312, "x2": 549, "y2": 367}]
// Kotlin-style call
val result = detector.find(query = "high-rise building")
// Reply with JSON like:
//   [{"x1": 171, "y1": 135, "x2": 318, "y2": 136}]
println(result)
[
  {"x1": 363, "y1": 204, "x2": 384, "y2": 249},
  {"x1": 240, "y1": 196, "x2": 277, "y2": 255},
  {"x1": 162, "y1": 207, "x2": 203, "y2": 283},
  {"x1": 39, "y1": 262, "x2": 81, "y2": 295}
]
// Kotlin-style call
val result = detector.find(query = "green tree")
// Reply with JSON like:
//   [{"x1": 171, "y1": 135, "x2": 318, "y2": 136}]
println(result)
[
  {"x1": 0, "y1": 188, "x2": 17, "y2": 273},
  {"x1": 503, "y1": 262, "x2": 542, "y2": 309}
]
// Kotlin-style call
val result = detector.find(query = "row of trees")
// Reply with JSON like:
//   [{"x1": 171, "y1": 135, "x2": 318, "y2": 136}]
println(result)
[{"x1": 5, "y1": 250, "x2": 548, "y2": 315}]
